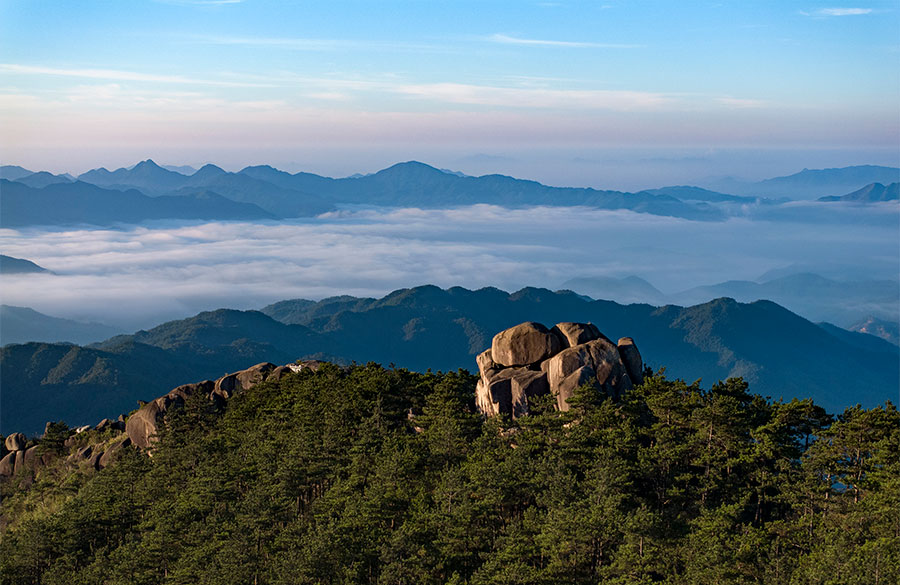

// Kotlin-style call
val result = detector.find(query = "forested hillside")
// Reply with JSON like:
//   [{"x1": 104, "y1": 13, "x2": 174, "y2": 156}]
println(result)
[{"x1": 1, "y1": 364, "x2": 896, "y2": 584}]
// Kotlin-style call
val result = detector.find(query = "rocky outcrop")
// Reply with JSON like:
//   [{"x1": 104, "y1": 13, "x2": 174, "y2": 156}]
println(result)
[
  {"x1": 126, "y1": 360, "x2": 315, "y2": 450},
  {"x1": 476, "y1": 321, "x2": 643, "y2": 417},
  {"x1": 617, "y1": 337, "x2": 644, "y2": 386},
  {"x1": 126, "y1": 380, "x2": 215, "y2": 449}
]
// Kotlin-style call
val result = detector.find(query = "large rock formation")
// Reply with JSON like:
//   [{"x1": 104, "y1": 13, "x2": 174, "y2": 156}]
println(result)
[{"x1": 476, "y1": 321, "x2": 643, "y2": 418}]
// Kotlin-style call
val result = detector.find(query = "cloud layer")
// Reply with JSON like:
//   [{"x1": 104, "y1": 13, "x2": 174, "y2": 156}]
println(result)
[{"x1": 1, "y1": 205, "x2": 896, "y2": 331}]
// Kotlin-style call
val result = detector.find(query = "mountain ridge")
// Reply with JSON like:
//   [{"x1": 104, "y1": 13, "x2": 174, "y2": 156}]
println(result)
[{"x1": 3, "y1": 286, "x2": 896, "y2": 434}]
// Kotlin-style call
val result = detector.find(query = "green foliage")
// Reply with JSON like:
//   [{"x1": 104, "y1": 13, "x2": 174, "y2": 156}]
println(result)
[{"x1": 1, "y1": 365, "x2": 897, "y2": 585}]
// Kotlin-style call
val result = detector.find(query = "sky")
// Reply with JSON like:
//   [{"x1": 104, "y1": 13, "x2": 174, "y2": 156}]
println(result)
[{"x1": 1, "y1": 0, "x2": 898, "y2": 188}]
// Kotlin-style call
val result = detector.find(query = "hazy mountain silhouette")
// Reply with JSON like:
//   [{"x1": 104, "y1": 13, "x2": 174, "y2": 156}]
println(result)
[
  {"x1": 0, "y1": 305, "x2": 123, "y2": 346},
  {"x1": 0, "y1": 255, "x2": 49, "y2": 274},
  {"x1": 74, "y1": 160, "x2": 727, "y2": 220},
  {"x1": 818, "y1": 182, "x2": 899, "y2": 202},
  {"x1": 668, "y1": 273, "x2": 899, "y2": 326},
  {"x1": 162, "y1": 164, "x2": 198, "y2": 175},
  {"x1": 636, "y1": 186, "x2": 768, "y2": 204},
  {"x1": 0, "y1": 165, "x2": 34, "y2": 180},
  {"x1": 0, "y1": 179, "x2": 277, "y2": 227},
  {"x1": 78, "y1": 159, "x2": 189, "y2": 193},
  {"x1": 704, "y1": 165, "x2": 900, "y2": 199},
  {"x1": 11, "y1": 171, "x2": 74, "y2": 188},
  {"x1": 561, "y1": 276, "x2": 668, "y2": 305}
]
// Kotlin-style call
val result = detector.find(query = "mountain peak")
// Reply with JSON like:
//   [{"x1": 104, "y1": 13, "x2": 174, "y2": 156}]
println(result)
[
  {"x1": 376, "y1": 161, "x2": 445, "y2": 176},
  {"x1": 133, "y1": 159, "x2": 162, "y2": 170}
]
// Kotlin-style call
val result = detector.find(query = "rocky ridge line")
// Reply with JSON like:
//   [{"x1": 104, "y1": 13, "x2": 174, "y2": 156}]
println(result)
[{"x1": 0, "y1": 360, "x2": 320, "y2": 482}]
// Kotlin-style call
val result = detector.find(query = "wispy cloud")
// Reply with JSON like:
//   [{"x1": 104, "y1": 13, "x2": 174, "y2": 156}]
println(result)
[
  {"x1": 393, "y1": 83, "x2": 668, "y2": 110},
  {"x1": 188, "y1": 35, "x2": 446, "y2": 53},
  {"x1": 820, "y1": 8, "x2": 872, "y2": 16},
  {"x1": 156, "y1": 0, "x2": 242, "y2": 5},
  {"x1": 488, "y1": 33, "x2": 643, "y2": 49},
  {"x1": 802, "y1": 7, "x2": 873, "y2": 16},
  {"x1": 0, "y1": 64, "x2": 272, "y2": 87},
  {"x1": 716, "y1": 97, "x2": 768, "y2": 109}
]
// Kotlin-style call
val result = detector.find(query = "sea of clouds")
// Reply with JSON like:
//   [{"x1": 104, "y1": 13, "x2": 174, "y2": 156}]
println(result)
[{"x1": 1, "y1": 204, "x2": 897, "y2": 331}]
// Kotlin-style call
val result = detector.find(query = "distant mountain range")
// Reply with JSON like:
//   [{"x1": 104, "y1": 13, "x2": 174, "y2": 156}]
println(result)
[
  {"x1": 563, "y1": 273, "x2": 899, "y2": 329},
  {"x1": 0, "y1": 305, "x2": 123, "y2": 346},
  {"x1": 2, "y1": 286, "x2": 897, "y2": 434},
  {"x1": 0, "y1": 179, "x2": 276, "y2": 227},
  {"x1": 818, "y1": 182, "x2": 899, "y2": 202},
  {"x1": 4, "y1": 161, "x2": 895, "y2": 228},
  {"x1": 704, "y1": 165, "x2": 900, "y2": 199}
]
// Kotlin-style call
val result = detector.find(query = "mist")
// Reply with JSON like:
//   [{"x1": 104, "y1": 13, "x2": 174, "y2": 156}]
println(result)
[{"x1": 1, "y1": 203, "x2": 897, "y2": 331}]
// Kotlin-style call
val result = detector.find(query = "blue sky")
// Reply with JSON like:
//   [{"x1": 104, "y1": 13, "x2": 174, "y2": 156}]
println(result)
[{"x1": 1, "y1": 0, "x2": 897, "y2": 186}]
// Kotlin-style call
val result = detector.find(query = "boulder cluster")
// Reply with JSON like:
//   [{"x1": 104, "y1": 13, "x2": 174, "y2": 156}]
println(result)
[
  {"x1": 475, "y1": 321, "x2": 643, "y2": 419},
  {"x1": 0, "y1": 360, "x2": 319, "y2": 482}
]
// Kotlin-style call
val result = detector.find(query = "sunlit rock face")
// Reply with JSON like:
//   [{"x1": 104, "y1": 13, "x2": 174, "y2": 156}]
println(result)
[{"x1": 476, "y1": 322, "x2": 643, "y2": 418}]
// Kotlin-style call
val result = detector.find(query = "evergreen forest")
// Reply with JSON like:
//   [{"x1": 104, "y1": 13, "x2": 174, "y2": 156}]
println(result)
[{"x1": 1, "y1": 363, "x2": 898, "y2": 585}]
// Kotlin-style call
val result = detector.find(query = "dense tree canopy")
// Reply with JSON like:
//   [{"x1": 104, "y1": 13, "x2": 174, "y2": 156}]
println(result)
[{"x1": 1, "y1": 363, "x2": 897, "y2": 584}]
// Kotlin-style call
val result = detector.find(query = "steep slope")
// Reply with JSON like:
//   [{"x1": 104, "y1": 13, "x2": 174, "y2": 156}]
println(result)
[
  {"x1": 0, "y1": 255, "x2": 49, "y2": 274},
  {"x1": 0, "y1": 341, "x2": 201, "y2": 435},
  {"x1": 0, "y1": 305, "x2": 123, "y2": 346}
]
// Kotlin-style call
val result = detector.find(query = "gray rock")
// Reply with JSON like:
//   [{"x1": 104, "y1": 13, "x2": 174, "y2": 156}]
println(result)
[
  {"x1": 508, "y1": 369, "x2": 550, "y2": 419},
  {"x1": 235, "y1": 362, "x2": 276, "y2": 390},
  {"x1": 265, "y1": 365, "x2": 293, "y2": 382},
  {"x1": 14, "y1": 450, "x2": 24, "y2": 475},
  {"x1": 125, "y1": 381, "x2": 210, "y2": 449},
  {"x1": 476, "y1": 370, "x2": 516, "y2": 417},
  {"x1": 75, "y1": 445, "x2": 93, "y2": 460},
  {"x1": 88, "y1": 452, "x2": 103, "y2": 470},
  {"x1": 556, "y1": 365, "x2": 599, "y2": 411},
  {"x1": 542, "y1": 344, "x2": 593, "y2": 391},
  {"x1": 296, "y1": 360, "x2": 324, "y2": 372},
  {"x1": 0, "y1": 452, "x2": 15, "y2": 476},
  {"x1": 551, "y1": 322, "x2": 604, "y2": 348},
  {"x1": 212, "y1": 373, "x2": 239, "y2": 400},
  {"x1": 99, "y1": 436, "x2": 131, "y2": 468},
  {"x1": 95, "y1": 418, "x2": 112, "y2": 431},
  {"x1": 4, "y1": 433, "x2": 26, "y2": 452},
  {"x1": 476, "y1": 349, "x2": 496, "y2": 376},
  {"x1": 22, "y1": 445, "x2": 51, "y2": 472},
  {"x1": 491, "y1": 322, "x2": 562, "y2": 367},
  {"x1": 617, "y1": 337, "x2": 644, "y2": 386}
]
